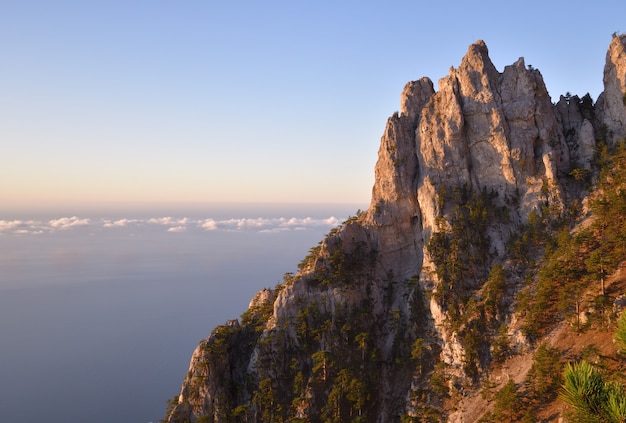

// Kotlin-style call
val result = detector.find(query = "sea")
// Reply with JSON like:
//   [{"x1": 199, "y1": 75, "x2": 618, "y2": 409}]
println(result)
[{"x1": 0, "y1": 203, "x2": 362, "y2": 423}]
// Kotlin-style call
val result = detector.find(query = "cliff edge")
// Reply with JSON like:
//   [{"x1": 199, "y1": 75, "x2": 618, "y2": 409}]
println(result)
[{"x1": 164, "y1": 34, "x2": 626, "y2": 423}]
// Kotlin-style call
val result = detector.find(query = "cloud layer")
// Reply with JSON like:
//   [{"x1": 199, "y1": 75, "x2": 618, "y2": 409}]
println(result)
[{"x1": 0, "y1": 215, "x2": 343, "y2": 235}]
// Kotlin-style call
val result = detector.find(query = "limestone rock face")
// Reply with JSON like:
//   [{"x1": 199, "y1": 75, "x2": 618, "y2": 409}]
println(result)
[
  {"x1": 414, "y1": 42, "x2": 567, "y2": 232},
  {"x1": 597, "y1": 34, "x2": 626, "y2": 143},
  {"x1": 556, "y1": 93, "x2": 596, "y2": 169},
  {"x1": 248, "y1": 288, "x2": 273, "y2": 310},
  {"x1": 165, "y1": 38, "x2": 626, "y2": 423},
  {"x1": 366, "y1": 77, "x2": 434, "y2": 282},
  {"x1": 169, "y1": 320, "x2": 246, "y2": 421}
]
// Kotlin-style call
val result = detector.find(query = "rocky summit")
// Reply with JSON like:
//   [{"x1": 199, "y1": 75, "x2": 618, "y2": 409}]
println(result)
[{"x1": 164, "y1": 35, "x2": 626, "y2": 422}]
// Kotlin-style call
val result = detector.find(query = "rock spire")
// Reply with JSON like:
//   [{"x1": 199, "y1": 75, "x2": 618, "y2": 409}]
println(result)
[{"x1": 164, "y1": 35, "x2": 626, "y2": 423}]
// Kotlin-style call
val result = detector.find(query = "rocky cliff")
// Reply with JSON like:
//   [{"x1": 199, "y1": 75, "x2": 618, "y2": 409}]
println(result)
[{"x1": 164, "y1": 35, "x2": 626, "y2": 423}]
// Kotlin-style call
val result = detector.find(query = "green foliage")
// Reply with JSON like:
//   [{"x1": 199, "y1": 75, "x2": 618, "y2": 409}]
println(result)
[
  {"x1": 579, "y1": 345, "x2": 602, "y2": 367},
  {"x1": 491, "y1": 323, "x2": 510, "y2": 363},
  {"x1": 560, "y1": 360, "x2": 626, "y2": 423},
  {"x1": 569, "y1": 167, "x2": 592, "y2": 185},
  {"x1": 524, "y1": 343, "x2": 563, "y2": 401},
  {"x1": 321, "y1": 369, "x2": 370, "y2": 422},
  {"x1": 327, "y1": 240, "x2": 375, "y2": 285},
  {"x1": 606, "y1": 381, "x2": 626, "y2": 423},
  {"x1": 594, "y1": 139, "x2": 611, "y2": 168},
  {"x1": 427, "y1": 185, "x2": 497, "y2": 285},
  {"x1": 253, "y1": 378, "x2": 280, "y2": 423},
  {"x1": 493, "y1": 379, "x2": 520, "y2": 422},
  {"x1": 427, "y1": 185, "x2": 504, "y2": 327},
  {"x1": 519, "y1": 228, "x2": 582, "y2": 336},
  {"x1": 614, "y1": 312, "x2": 626, "y2": 355},
  {"x1": 411, "y1": 338, "x2": 425, "y2": 360},
  {"x1": 507, "y1": 207, "x2": 553, "y2": 268},
  {"x1": 521, "y1": 409, "x2": 536, "y2": 422},
  {"x1": 585, "y1": 250, "x2": 607, "y2": 294},
  {"x1": 461, "y1": 317, "x2": 487, "y2": 380},
  {"x1": 240, "y1": 299, "x2": 274, "y2": 332},
  {"x1": 232, "y1": 404, "x2": 252, "y2": 421},
  {"x1": 311, "y1": 350, "x2": 333, "y2": 383},
  {"x1": 479, "y1": 345, "x2": 561, "y2": 423},
  {"x1": 250, "y1": 274, "x2": 410, "y2": 421},
  {"x1": 483, "y1": 264, "x2": 506, "y2": 318},
  {"x1": 511, "y1": 140, "x2": 626, "y2": 338},
  {"x1": 355, "y1": 332, "x2": 369, "y2": 361},
  {"x1": 430, "y1": 362, "x2": 450, "y2": 398},
  {"x1": 342, "y1": 209, "x2": 363, "y2": 225},
  {"x1": 161, "y1": 396, "x2": 179, "y2": 423},
  {"x1": 478, "y1": 380, "x2": 521, "y2": 423},
  {"x1": 304, "y1": 238, "x2": 377, "y2": 288},
  {"x1": 298, "y1": 243, "x2": 322, "y2": 271},
  {"x1": 425, "y1": 185, "x2": 519, "y2": 379}
]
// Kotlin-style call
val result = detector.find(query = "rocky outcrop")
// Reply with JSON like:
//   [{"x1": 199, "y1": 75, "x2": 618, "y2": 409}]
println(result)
[
  {"x1": 165, "y1": 35, "x2": 626, "y2": 423},
  {"x1": 596, "y1": 34, "x2": 626, "y2": 143},
  {"x1": 555, "y1": 93, "x2": 596, "y2": 170}
]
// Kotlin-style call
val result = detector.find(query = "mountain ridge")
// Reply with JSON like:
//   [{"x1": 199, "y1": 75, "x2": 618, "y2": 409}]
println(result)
[{"x1": 164, "y1": 35, "x2": 626, "y2": 422}]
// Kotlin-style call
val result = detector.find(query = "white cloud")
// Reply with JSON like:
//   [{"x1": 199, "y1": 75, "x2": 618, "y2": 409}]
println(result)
[
  {"x1": 214, "y1": 217, "x2": 270, "y2": 230},
  {"x1": 275, "y1": 216, "x2": 341, "y2": 229},
  {"x1": 196, "y1": 216, "x2": 344, "y2": 232},
  {"x1": 240, "y1": 218, "x2": 269, "y2": 228},
  {"x1": 0, "y1": 220, "x2": 25, "y2": 232},
  {"x1": 167, "y1": 226, "x2": 187, "y2": 233},
  {"x1": 103, "y1": 218, "x2": 138, "y2": 228},
  {"x1": 48, "y1": 216, "x2": 90, "y2": 229},
  {"x1": 199, "y1": 219, "x2": 218, "y2": 230},
  {"x1": 147, "y1": 217, "x2": 174, "y2": 225},
  {"x1": 144, "y1": 216, "x2": 191, "y2": 232},
  {"x1": 147, "y1": 217, "x2": 189, "y2": 226},
  {"x1": 0, "y1": 219, "x2": 50, "y2": 234},
  {"x1": 259, "y1": 227, "x2": 291, "y2": 234},
  {"x1": 1, "y1": 214, "x2": 344, "y2": 235},
  {"x1": 324, "y1": 216, "x2": 341, "y2": 226}
]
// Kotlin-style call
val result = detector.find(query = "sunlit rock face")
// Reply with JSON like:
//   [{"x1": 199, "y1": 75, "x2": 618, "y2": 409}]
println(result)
[
  {"x1": 366, "y1": 40, "x2": 570, "y2": 388},
  {"x1": 165, "y1": 37, "x2": 626, "y2": 423},
  {"x1": 597, "y1": 34, "x2": 626, "y2": 144}
]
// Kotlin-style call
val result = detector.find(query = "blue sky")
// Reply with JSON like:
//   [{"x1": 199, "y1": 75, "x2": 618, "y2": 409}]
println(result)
[{"x1": 2, "y1": 1, "x2": 624, "y2": 209}]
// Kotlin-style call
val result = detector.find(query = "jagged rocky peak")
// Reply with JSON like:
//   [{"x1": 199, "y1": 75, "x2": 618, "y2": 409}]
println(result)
[
  {"x1": 597, "y1": 33, "x2": 626, "y2": 143},
  {"x1": 164, "y1": 37, "x2": 626, "y2": 423},
  {"x1": 370, "y1": 39, "x2": 568, "y2": 239},
  {"x1": 399, "y1": 77, "x2": 434, "y2": 125}
]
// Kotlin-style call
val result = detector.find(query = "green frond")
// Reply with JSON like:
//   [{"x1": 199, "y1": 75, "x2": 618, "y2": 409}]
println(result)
[{"x1": 560, "y1": 361, "x2": 607, "y2": 421}]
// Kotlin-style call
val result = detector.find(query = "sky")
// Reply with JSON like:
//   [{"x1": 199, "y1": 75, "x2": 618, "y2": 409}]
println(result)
[{"x1": 2, "y1": 1, "x2": 625, "y2": 210}]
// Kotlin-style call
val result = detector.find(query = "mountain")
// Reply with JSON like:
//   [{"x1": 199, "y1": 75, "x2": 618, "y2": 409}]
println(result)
[{"x1": 163, "y1": 35, "x2": 626, "y2": 422}]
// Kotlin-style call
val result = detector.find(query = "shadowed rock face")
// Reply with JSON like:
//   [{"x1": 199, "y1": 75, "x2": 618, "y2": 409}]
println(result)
[{"x1": 165, "y1": 36, "x2": 626, "y2": 423}]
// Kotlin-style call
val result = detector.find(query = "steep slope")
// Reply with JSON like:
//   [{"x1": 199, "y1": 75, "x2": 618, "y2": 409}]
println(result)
[{"x1": 164, "y1": 34, "x2": 626, "y2": 423}]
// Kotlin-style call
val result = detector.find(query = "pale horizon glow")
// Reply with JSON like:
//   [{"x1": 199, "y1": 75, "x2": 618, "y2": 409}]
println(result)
[{"x1": 2, "y1": 1, "x2": 625, "y2": 209}]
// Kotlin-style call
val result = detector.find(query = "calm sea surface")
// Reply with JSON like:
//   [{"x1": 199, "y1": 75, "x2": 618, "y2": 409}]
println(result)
[{"x1": 0, "y1": 203, "x2": 361, "y2": 423}]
